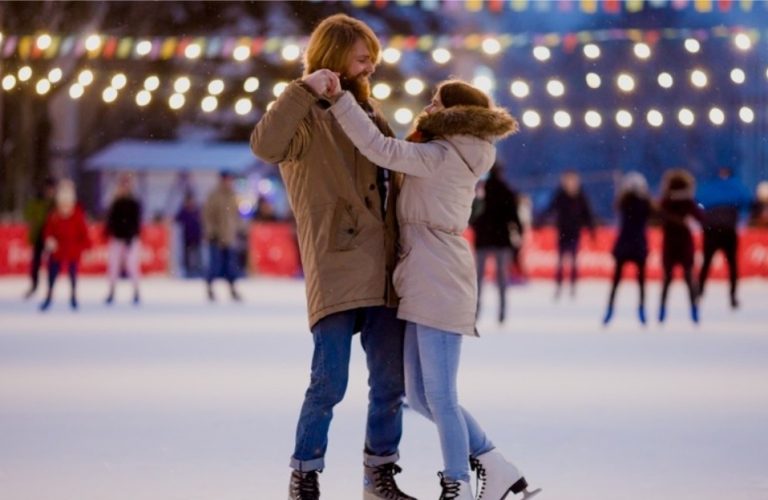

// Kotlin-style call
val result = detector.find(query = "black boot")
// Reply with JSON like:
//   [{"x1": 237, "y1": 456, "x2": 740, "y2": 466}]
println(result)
[
  {"x1": 288, "y1": 470, "x2": 320, "y2": 500},
  {"x1": 363, "y1": 463, "x2": 417, "y2": 499}
]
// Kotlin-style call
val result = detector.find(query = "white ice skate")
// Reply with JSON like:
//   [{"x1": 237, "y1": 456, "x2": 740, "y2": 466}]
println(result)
[
  {"x1": 471, "y1": 450, "x2": 542, "y2": 499},
  {"x1": 438, "y1": 472, "x2": 474, "y2": 500}
]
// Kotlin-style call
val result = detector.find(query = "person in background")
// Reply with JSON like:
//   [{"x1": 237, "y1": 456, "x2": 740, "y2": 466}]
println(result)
[
  {"x1": 472, "y1": 164, "x2": 523, "y2": 324},
  {"x1": 175, "y1": 191, "x2": 203, "y2": 278},
  {"x1": 203, "y1": 170, "x2": 242, "y2": 301},
  {"x1": 39, "y1": 179, "x2": 89, "y2": 311},
  {"x1": 104, "y1": 174, "x2": 143, "y2": 305},
  {"x1": 696, "y1": 167, "x2": 754, "y2": 309},
  {"x1": 750, "y1": 181, "x2": 768, "y2": 228},
  {"x1": 23, "y1": 177, "x2": 56, "y2": 299},
  {"x1": 253, "y1": 197, "x2": 279, "y2": 222},
  {"x1": 658, "y1": 169, "x2": 703, "y2": 324},
  {"x1": 538, "y1": 170, "x2": 596, "y2": 299},
  {"x1": 603, "y1": 172, "x2": 653, "y2": 326}
]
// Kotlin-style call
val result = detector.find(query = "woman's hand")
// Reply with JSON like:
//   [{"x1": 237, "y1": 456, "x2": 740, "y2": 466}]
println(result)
[
  {"x1": 45, "y1": 237, "x2": 58, "y2": 253},
  {"x1": 302, "y1": 69, "x2": 341, "y2": 98}
]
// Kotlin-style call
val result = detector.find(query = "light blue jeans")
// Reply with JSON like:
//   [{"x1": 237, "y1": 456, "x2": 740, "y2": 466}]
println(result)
[{"x1": 404, "y1": 322, "x2": 495, "y2": 482}]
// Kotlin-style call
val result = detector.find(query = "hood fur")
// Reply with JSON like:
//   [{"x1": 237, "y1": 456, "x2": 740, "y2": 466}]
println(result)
[{"x1": 415, "y1": 105, "x2": 519, "y2": 142}]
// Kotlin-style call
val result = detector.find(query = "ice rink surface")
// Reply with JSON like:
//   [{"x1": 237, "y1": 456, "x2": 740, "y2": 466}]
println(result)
[{"x1": 1, "y1": 276, "x2": 767, "y2": 500}]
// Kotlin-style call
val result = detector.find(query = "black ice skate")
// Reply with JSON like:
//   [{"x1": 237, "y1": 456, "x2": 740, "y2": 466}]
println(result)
[
  {"x1": 363, "y1": 463, "x2": 416, "y2": 499},
  {"x1": 288, "y1": 469, "x2": 320, "y2": 500}
]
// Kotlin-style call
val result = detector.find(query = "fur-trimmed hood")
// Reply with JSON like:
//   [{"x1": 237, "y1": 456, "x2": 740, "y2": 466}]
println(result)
[{"x1": 414, "y1": 105, "x2": 519, "y2": 142}]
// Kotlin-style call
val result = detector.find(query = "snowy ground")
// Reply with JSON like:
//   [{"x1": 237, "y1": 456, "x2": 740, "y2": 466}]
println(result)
[{"x1": 1, "y1": 276, "x2": 767, "y2": 500}]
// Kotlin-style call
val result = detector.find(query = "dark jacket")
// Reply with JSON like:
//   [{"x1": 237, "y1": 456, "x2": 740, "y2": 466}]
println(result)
[
  {"x1": 697, "y1": 176, "x2": 752, "y2": 230},
  {"x1": 541, "y1": 188, "x2": 595, "y2": 246},
  {"x1": 175, "y1": 206, "x2": 203, "y2": 246},
  {"x1": 472, "y1": 175, "x2": 522, "y2": 249},
  {"x1": 612, "y1": 193, "x2": 652, "y2": 262},
  {"x1": 105, "y1": 197, "x2": 142, "y2": 243},
  {"x1": 660, "y1": 197, "x2": 703, "y2": 268}
]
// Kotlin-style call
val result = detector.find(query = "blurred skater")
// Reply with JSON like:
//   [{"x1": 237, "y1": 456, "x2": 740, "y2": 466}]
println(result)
[
  {"x1": 658, "y1": 169, "x2": 703, "y2": 324},
  {"x1": 603, "y1": 172, "x2": 653, "y2": 326},
  {"x1": 203, "y1": 171, "x2": 242, "y2": 301},
  {"x1": 538, "y1": 170, "x2": 596, "y2": 299},
  {"x1": 472, "y1": 164, "x2": 524, "y2": 323},
  {"x1": 23, "y1": 177, "x2": 56, "y2": 299},
  {"x1": 39, "y1": 179, "x2": 89, "y2": 311},
  {"x1": 175, "y1": 191, "x2": 203, "y2": 277},
  {"x1": 696, "y1": 167, "x2": 753, "y2": 309},
  {"x1": 749, "y1": 181, "x2": 768, "y2": 228},
  {"x1": 104, "y1": 174, "x2": 143, "y2": 305}
]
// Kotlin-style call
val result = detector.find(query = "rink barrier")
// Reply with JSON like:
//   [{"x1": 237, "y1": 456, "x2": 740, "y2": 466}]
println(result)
[{"x1": 1, "y1": 223, "x2": 767, "y2": 279}]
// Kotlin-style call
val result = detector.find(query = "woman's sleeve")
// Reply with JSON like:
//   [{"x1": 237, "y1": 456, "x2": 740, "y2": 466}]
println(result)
[{"x1": 330, "y1": 92, "x2": 446, "y2": 178}]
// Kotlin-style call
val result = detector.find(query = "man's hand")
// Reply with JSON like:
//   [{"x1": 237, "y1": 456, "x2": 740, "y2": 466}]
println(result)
[{"x1": 302, "y1": 69, "x2": 341, "y2": 98}]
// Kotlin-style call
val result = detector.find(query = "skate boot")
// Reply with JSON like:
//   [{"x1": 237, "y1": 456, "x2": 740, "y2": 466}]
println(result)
[
  {"x1": 690, "y1": 304, "x2": 699, "y2": 324},
  {"x1": 638, "y1": 305, "x2": 646, "y2": 325},
  {"x1": 133, "y1": 291, "x2": 140, "y2": 305},
  {"x1": 602, "y1": 306, "x2": 613, "y2": 325},
  {"x1": 730, "y1": 293, "x2": 739, "y2": 309},
  {"x1": 206, "y1": 283, "x2": 215, "y2": 302},
  {"x1": 70, "y1": 295, "x2": 78, "y2": 310},
  {"x1": 438, "y1": 472, "x2": 473, "y2": 500},
  {"x1": 658, "y1": 306, "x2": 666, "y2": 323},
  {"x1": 363, "y1": 463, "x2": 416, "y2": 499},
  {"x1": 288, "y1": 469, "x2": 320, "y2": 500},
  {"x1": 471, "y1": 450, "x2": 541, "y2": 500},
  {"x1": 105, "y1": 288, "x2": 115, "y2": 305},
  {"x1": 39, "y1": 296, "x2": 52, "y2": 312},
  {"x1": 230, "y1": 284, "x2": 242, "y2": 302}
]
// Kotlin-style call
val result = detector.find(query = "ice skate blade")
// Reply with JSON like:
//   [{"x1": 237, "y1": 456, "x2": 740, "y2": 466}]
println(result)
[{"x1": 521, "y1": 488, "x2": 542, "y2": 499}]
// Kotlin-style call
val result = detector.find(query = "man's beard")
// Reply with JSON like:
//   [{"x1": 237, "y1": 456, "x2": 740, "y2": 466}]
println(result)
[{"x1": 341, "y1": 73, "x2": 371, "y2": 103}]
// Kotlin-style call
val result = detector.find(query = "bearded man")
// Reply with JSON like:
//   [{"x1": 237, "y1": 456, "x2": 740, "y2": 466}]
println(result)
[{"x1": 250, "y1": 14, "x2": 414, "y2": 500}]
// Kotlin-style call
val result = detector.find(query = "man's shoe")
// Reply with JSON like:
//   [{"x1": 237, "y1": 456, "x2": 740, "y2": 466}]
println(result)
[
  {"x1": 288, "y1": 469, "x2": 320, "y2": 500},
  {"x1": 363, "y1": 463, "x2": 416, "y2": 500}
]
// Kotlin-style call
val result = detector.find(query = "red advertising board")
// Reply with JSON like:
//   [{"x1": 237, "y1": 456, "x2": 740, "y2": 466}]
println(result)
[
  {"x1": 2, "y1": 223, "x2": 766, "y2": 279},
  {"x1": 0, "y1": 223, "x2": 169, "y2": 275}
]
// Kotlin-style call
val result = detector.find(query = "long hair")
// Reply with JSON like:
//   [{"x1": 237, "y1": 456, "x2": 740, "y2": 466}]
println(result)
[
  {"x1": 437, "y1": 80, "x2": 491, "y2": 109},
  {"x1": 661, "y1": 168, "x2": 695, "y2": 200},
  {"x1": 303, "y1": 14, "x2": 380, "y2": 76}
]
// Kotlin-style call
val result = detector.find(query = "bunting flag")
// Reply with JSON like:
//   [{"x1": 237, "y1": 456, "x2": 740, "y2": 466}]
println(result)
[
  {"x1": 1, "y1": 25, "x2": 763, "y2": 62},
  {"x1": 330, "y1": 0, "x2": 762, "y2": 12}
]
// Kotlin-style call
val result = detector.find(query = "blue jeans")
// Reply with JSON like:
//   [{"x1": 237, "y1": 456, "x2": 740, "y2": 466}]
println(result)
[
  {"x1": 404, "y1": 322, "x2": 495, "y2": 482},
  {"x1": 291, "y1": 306, "x2": 406, "y2": 472},
  {"x1": 206, "y1": 242, "x2": 238, "y2": 284}
]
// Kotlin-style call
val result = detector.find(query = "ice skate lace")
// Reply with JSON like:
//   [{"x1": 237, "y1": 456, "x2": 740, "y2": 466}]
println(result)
[
  {"x1": 470, "y1": 457, "x2": 488, "y2": 499},
  {"x1": 371, "y1": 463, "x2": 414, "y2": 499},
  {"x1": 438, "y1": 472, "x2": 462, "y2": 500},
  {"x1": 290, "y1": 470, "x2": 320, "y2": 499}
]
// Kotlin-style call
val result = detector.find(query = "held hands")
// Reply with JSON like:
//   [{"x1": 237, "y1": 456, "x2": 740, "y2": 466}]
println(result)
[
  {"x1": 44, "y1": 237, "x2": 58, "y2": 253},
  {"x1": 302, "y1": 69, "x2": 342, "y2": 99}
]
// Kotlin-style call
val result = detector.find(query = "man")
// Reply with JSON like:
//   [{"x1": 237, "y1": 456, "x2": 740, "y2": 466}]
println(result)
[
  {"x1": 23, "y1": 177, "x2": 56, "y2": 299},
  {"x1": 250, "y1": 14, "x2": 413, "y2": 500},
  {"x1": 203, "y1": 170, "x2": 242, "y2": 301},
  {"x1": 696, "y1": 166, "x2": 753, "y2": 308}
]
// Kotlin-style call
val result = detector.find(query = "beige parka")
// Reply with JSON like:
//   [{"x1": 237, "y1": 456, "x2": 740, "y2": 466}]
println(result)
[{"x1": 330, "y1": 92, "x2": 518, "y2": 336}]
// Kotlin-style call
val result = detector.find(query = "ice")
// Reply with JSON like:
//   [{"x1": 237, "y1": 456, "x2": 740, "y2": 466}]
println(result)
[{"x1": 1, "y1": 276, "x2": 767, "y2": 499}]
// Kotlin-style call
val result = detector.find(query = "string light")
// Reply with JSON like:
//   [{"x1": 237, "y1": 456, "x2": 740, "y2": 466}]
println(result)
[
  {"x1": 533, "y1": 46, "x2": 551, "y2": 61},
  {"x1": 85, "y1": 34, "x2": 102, "y2": 52},
  {"x1": 647, "y1": 109, "x2": 664, "y2": 127},
  {"x1": 730, "y1": 68, "x2": 746, "y2": 84},
  {"x1": 584, "y1": 110, "x2": 602, "y2": 128},
  {"x1": 233, "y1": 45, "x2": 251, "y2": 62},
  {"x1": 144, "y1": 76, "x2": 160, "y2": 92},
  {"x1": 273, "y1": 81, "x2": 288, "y2": 98},
  {"x1": 404, "y1": 78, "x2": 425, "y2": 95},
  {"x1": 78, "y1": 69, "x2": 94, "y2": 86},
  {"x1": 546, "y1": 79, "x2": 565, "y2": 97},
  {"x1": 111, "y1": 73, "x2": 127, "y2": 90},
  {"x1": 2, "y1": 75, "x2": 17, "y2": 91},
  {"x1": 208, "y1": 79, "x2": 225, "y2": 95},
  {"x1": 372, "y1": 83, "x2": 392, "y2": 100},
  {"x1": 586, "y1": 73, "x2": 601, "y2": 89},
  {"x1": 709, "y1": 107, "x2": 725, "y2": 125},
  {"x1": 244, "y1": 77, "x2": 259, "y2": 93},
  {"x1": 510, "y1": 80, "x2": 530, "y2": 98},
  {"x1": 633, "y1": 43, "x2": 651, "y2": 60},
  {"x1": 69, "y1": 83, "x2": 85, "y2": 99},
  {"x1": 739, "y1": 106, "x2": 754, "y2": 124},
  {"x1": 553, "y1": 110, "x2": 571, "y2": 128},
  {"x1": 18, "y1": 66, "x2": 33, "y2": 82},
  {"x1": 616, "y1": 110, "x2": 633, "y2": 128},
  {"x1": 136, "y1": 90, "x2": 152, "y2": 106},
  {"x1": 136, "y1": 40, "x2": 152, "y2": 56},
  {"x1": 678, "y1": 108, "x2": 695, "y2": 126},
  {"x1": 684, "y1": 38, "x2": 700, "y2": 53},
  {"x1": 235, "y1": 98, "x2": 253, "y2": 115},
  {"x1": 35, "y1": 79, "x2": 51, "y2": 95},
  {"x1": 201, "y1": 96, "x2": 218, "y2": 113},
  {"x1": 281, "y1": 44, "x2": 301, "y2": 62},
  {"x1": 658, "y1": 72, "x2": 673, "y2": 89},
  {"x1": 617, "y1": 73, "x2": 635, "y2": 92},
  {"x1": 382, "y1": 47, "x2": 401, "y2": 64},
  {"x1": 48, "y1": 68, "x2": 63, "y2": 83},
  {"x1": 691, "y1": 69, "x2": 708, "y2": 88},
  {"x1": 432, "y1": 48, "x2": 451, "y2": 64},
  {"x1": 734, "y1": 33, "x2": 752, "y2": 51},
  {"x1": 472, "y1": 75, "x2": 494, "y2": 93},
  {"x1": 102, "y1": 87, "x2": 118, "y2": 103},
  {"x1": 169, "y1": 93, "x2": 186, "y2": 110},
  {"x1": 184, "y1": 43, "x2": 202, "y2": 59},
  {"x1": 583, "y1": 44, "x2": 600, "y2": 59},
  {"x1": 481, "y1": 37, "x2": 501, "y2": 55},
  {"x1": 394, "y1": 108, "x2": 414, "y2": 125},
  {"x1": 522, "y1": 110, "x2": 541, "y2": 128},
  {"x1": 36, "y1": 34, "x2": 52, "y2": 50},
  {"x1": 174, "y1": 77, "x2": 191, "y2": 93}
]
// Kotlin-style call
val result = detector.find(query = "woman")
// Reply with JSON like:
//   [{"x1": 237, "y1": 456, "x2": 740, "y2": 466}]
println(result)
[
  {"x1": 40, "y1": 179, "x2": 89, "y2": 311},
  {"x1": 658, "y1": 169, "x2": 703, "y2": 324},
  {"x1": 471, "y1": 164, "x2": 523, "y2": 324},
  {"x1": 104, "y1": 173, "x2": 143, "y2": 305},
  {"x1": 603, "y1": 172, "x2": 653, "y2": 326},
  {"x1": 327, "y1": 76, "x2": 540, "y2": 499}
]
